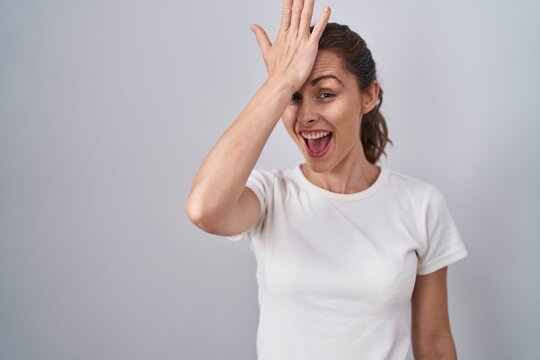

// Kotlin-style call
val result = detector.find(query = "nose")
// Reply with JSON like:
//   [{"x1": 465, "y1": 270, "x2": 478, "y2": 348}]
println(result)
[{"x1": 297, "y1": 98, "x2": 319, "y2": 125}]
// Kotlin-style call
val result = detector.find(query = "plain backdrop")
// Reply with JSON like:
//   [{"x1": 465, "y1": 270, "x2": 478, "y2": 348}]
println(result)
[{"x1": 1, "y1": 0, "x2": 539, "y2": 359}]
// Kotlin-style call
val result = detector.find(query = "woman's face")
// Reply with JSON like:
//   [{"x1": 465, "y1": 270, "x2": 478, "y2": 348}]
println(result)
[{"x1": 281, "y1": 49, "x2": 378, "y2": 174}]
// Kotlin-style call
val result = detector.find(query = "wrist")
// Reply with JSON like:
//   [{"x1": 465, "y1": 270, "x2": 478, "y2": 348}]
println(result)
[{"x1": 264, "y1": 75, "x2": 297, "y2": 98}]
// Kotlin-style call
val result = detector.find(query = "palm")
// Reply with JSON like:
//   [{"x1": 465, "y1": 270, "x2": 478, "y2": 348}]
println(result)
[{"x1": 250, "y1": 0, "x2": 331, "y2": 92}]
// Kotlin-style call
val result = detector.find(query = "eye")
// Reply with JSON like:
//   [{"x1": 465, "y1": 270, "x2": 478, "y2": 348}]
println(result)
[
  {"x1": 290, "y1": 93, "x2": 302, "y2": 102},
  {"x1": 318, "y1": 92, "x2": 335, "y2": 100}
]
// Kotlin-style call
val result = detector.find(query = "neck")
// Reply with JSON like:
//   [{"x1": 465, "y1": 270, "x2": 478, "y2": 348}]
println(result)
[{"x1": 301, "y1": 142, "x2": 381, "y2": 194}]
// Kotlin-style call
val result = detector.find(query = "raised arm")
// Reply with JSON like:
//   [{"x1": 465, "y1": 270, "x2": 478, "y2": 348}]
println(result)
[{"x1": 185, "y1": 0, "x2": 331, "y2": 236}]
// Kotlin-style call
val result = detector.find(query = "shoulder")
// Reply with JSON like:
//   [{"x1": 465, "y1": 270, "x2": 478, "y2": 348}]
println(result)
[
  {"x1": 248, "y1": 166, "x2": 301, "y2": 187},
  {"x1": 382, "y1": 168, "x2": 456, "y2": 229},
  {"x1": 246, "y1": 166, "x2": 301, "y2": 200},
  {"x1": 383, "y1": 167, "x2": 435, "y2": 205}
]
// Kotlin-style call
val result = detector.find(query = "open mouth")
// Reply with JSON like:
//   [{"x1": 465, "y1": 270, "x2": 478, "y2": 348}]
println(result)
[{"x1": 298, "y1": 130, "x2": 333, "y2": 157}]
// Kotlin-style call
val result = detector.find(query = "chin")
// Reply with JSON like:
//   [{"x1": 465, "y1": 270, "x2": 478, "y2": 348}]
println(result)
[{"x1": 303, "y1": 158, "x2": 333, "y2": 174}]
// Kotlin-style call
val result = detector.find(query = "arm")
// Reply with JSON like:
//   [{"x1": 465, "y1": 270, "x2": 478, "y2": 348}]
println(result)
[
  {"x1": 185, "y1": 0, "x2": 331, "y2": 236},
  {"x1": 411, "y1": 267, "x2": 458, "y2": 360},
  {"x1": 186, "y1": 78, "x2": 292, "y2": 236}
]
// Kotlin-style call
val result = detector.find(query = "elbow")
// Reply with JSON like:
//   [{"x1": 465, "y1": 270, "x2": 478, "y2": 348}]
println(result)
[{"x1": 185, "y1": 194, "x2": 222, "y2": 234}]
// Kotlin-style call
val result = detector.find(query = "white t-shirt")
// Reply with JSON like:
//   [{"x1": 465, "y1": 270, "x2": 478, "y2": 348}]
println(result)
[{"x1": 226, "y1": 164, "x2": 468, "y2": 360}]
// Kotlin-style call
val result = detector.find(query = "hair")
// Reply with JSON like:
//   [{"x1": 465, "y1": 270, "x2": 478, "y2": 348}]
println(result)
[{"x1": 310, "y1": 22, "x2": 393, "y2": 165}]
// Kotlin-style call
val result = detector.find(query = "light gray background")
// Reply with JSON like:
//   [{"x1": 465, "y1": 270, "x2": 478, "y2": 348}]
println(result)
[{"x1": 1, "y1": 0, "x2": 539, "y2": 359}]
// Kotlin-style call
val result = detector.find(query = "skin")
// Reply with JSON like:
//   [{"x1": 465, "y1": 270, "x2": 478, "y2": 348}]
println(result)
[
  {"x1": 281, "y1": 49, "x2": 381, "y2": 194},
  {"x1": 412, "y1": 267, "x2": 458, "y2": 359},
  {"x1": 185, "y1": 0, "x2": 459, "y2": 358}
]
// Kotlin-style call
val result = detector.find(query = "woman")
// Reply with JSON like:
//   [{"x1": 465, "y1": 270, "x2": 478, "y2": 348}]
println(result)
[{"x1": 186, "y1": 0, "x2": 468, "y2": 358}]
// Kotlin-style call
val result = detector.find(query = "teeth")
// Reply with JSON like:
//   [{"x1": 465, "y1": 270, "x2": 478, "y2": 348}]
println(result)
[{"x1": 301, "y1": 131, "x2": 330, "y2": 140}]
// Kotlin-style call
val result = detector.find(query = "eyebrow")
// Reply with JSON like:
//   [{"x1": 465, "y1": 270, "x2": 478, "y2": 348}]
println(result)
[{"x1": 309, "y1": 74, "x2": 344, "y2": 86}]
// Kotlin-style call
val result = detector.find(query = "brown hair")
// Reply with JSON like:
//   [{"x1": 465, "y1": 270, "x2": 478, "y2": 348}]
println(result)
[{"x1": 311, "y1": 22, "x2": 393, "y2": 164}]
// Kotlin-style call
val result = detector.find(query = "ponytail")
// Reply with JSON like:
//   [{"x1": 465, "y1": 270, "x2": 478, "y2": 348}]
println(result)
[{"x1": 361, "y1": 86, "x2": 393, "y2": 164}]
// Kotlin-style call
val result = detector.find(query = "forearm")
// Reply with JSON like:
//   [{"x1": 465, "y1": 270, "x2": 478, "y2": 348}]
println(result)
[
  {"x1": 413, "y1": 332, "x2": 457, "y2": 360},
  {"x1": 415, "y1": 352, "x2": 456, "y2": 360},
  {"x1": 187, "y1": 0, "x2": 330, "y2": 226},
  {"x1": 186, "y1": 76, "x2": 293, "y2": 222}
]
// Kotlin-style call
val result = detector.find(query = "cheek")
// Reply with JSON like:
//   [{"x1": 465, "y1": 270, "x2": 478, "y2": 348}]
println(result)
[
  {"x1": 282, "y1": 106, "x2": 297, "y2": 120},
  {"x1": 321, "y1": 105, "x2": 361, "y2": 142},
  {"x1": 281, "y1": 107, "x2": 298, "y2": 131},
  {"x1": 332, "y1": 101, "x2": 362, "y2": 129},
  {"x1": 320, "y1": 103, "x2": 359, "y2": 130}
]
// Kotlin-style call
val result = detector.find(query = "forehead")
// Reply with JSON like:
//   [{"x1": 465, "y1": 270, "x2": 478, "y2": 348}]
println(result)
[{"x1": 308, "y1": 50, "x2": 348, "y2": 81}]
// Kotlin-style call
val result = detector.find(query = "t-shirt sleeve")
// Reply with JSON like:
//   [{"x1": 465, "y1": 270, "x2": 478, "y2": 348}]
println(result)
[
  {"x1": 416, "y1": 184, "x2": 469, "y2": 275},
  {"x1": 225, "y1": 168, "x2": 274, "y2": 241}
]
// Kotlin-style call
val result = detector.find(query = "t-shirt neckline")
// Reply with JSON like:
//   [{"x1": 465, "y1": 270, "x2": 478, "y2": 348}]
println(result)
[{"x1": 292, "y1": 164, "x2": 389, "y2": 202}]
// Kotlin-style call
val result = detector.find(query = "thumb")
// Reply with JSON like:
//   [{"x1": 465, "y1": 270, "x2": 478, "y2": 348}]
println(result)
[{"x1": 250, "y1": 24, "x2": 272, "y2": 54}]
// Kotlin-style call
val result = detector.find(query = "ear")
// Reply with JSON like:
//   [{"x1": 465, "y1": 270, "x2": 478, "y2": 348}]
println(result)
[{"x1": 361, "y1": 80, "x2": 380, "y2": 114}]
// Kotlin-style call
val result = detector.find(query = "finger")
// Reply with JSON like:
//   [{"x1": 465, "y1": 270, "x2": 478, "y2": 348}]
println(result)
[
  {"x1": 279, "y1": 0, "x2": 293, "y2": 33},
  {"x1": 250, "y1": 24, "x2": 272, "y2": 54},
  {"x1": 289, "y1": 0, "x2": 304, "y2": 33},
  {"x1": 298, "y1": 0, "x2": 314, "y2": 38},
  {"x1": 309, "y1": 6, "x2": 331, "y2": 42}
]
